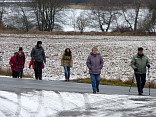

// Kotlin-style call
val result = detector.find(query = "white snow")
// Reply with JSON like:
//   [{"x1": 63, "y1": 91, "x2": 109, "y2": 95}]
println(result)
[
  {"x1": 0, "y1": 90, "x2": 156, "y2": 117},
  {"x1": 0, "y1": 34, "x2": 155, "y2": 81}
]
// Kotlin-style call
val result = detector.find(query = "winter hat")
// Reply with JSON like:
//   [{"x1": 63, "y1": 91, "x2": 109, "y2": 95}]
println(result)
[
  {"x1": 19, "y1": 47, "x2": 23, "y2": 51},
  {"x1": 37, "y1": 41, "x2": 42, "y2": 45},
  {"x1": 92, "y1": 47, "x2": 98, "y2": 51},
  {"x1": 138, "y1": 47, "x2": 143, "y2": 51}
]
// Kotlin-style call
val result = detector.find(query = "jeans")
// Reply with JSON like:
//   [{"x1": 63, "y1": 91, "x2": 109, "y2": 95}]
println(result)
[
  {"x1": 64, "y1": 66, "x2": 70, "y2": 79},
  {"x1": 12, "y1": 70, "x2": 17, "y2": 78},
  {"x1": 90, "y1": 74, "x2": 100, "y2": 92},
  {"x1": 135, "y1": 73, "x2": 146, "y2": 93},
  {"x1": 17, "y1": 68, "x2": 23, "y2": 78},
  {"x1": 34, "y1": 61, "x2": 43, "y2": 80}
]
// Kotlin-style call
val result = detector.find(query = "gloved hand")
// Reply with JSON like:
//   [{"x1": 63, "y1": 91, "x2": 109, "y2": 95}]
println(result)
[
  {"x1": 147, "y1": 64, "x2": 150, "y2": 68},
  {"x1": 134, "y1": 68, "x2": 138, "y2": 72}
]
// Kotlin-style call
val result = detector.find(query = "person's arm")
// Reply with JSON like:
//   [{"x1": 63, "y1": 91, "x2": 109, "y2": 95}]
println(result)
[
  {"x1": 70, "y1": 55, "x2": 73, "y2": 67},
  {"x1": 43, "y1": 62, "x2": 45, "y2": 68},
  {"x1": 100, "y1": 55, "x2": 104, "y2": 69},
  {"x1": 146, "y1": 56, "x2": 150, "y2": 68},
  {"x1": 86, "y1": 56, "x2": 91, "y2": 69},
  {"x1": 29, "y1": 59, "x2": 33, "y2": 68},
  {"x1": 23, "y1": 53, "x2": 25, "y2": 64},
  {"x1": 31, "y1": 48, "x2": 35, "y2": 61},
  {"x1": 130, "y1": 56, "x2": 137, "y2": 70},
  {"x1": 9, "y1": 57, "x2": 13, "y2": 66},
  {"x1": 42, "y1": 48, "x2": 46, "y2": 64},
  {"x1": 61, "y1": 54, "x2": 64, "y2": 66}
]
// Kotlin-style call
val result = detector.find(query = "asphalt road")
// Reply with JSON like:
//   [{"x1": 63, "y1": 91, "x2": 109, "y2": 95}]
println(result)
[{"x1": 0, "y1": 76, "x2": 156, "y2": 96}]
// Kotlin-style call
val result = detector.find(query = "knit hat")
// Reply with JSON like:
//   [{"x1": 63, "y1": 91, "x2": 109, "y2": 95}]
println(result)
[
  {"x1": 37, "y1": 41, "x2": 42, "y2": 45},
  {"x1": 19, "y1": 47, "x2": 23, "y2": 51},
  {"x1": 138, "y1": 47, "x2": 143, "y2": 51}
]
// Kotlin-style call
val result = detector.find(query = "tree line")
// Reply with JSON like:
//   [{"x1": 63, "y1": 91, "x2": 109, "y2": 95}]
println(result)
[{"x1": 0, "y1": 0, "x2": 156, "y2": 34}]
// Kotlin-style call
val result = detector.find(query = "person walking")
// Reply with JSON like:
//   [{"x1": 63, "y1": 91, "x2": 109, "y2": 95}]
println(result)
[
  {"x1": 131, "y1": 47, "x2": 150, "y2": 95},
  {"x1": 86, "y1": 47, "x2": 104, "y2": 94},
  {"x1": 16, "y1": 47, "x2": 25, "y2": 78},
  {"x1": 61, "y1": 48, "x2": 73, "y2": 81},
  {"x1": 9, "y1": 52, "x2": 17, "y2": 78},
  {"x1": 31, "y1": 41, "x2": 46, "y2": 80},
  {"x1": 29, "y1": 58, "x2": 45, "y2": 79}
]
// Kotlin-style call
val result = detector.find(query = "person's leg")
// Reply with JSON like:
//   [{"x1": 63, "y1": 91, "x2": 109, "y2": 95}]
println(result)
[
  {"x1": 90, "y1": 74, "x2": 96, "y2": 93},
  {"x1": 20, "y1": 69, "x2": 23, "y2": 78},
  {"x1": 141, "y1": 74, "x2": 146, "y2": 93},
  {"x1": 67, "y1": 67, "x2": 70, "y2": 81},
  {"x1": 14, "y1": 71, "x2": 17, "y2": 78},
  {"x1": 38, "y1": 62, "x2": 43, "y2": 80},
  {"x1": 135, "y1": 74, "x2": 142, "y2": 94},
  {"x1": 12, "y1": 70, "x2": 16, "y2": 78},
  {"x1": 17, "y1": 69, "x2": 20, "y2": 78},
  {"x1": 64, "y1": 66, "x2": 68, "y2": 81},
  {"x1": 95, "y1": 74, "x2": 100, "y2": 92},
  {"x1": 34, "y1": 61, "x2": 39, "y2": 80}
]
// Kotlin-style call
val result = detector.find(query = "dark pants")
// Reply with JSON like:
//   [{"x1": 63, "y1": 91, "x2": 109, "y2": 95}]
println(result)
[
  {"x1": 135, "y1": 73, "x2": 146, "y2": 93},
  {"x1": 12, "y1": 70, "x2": 17, "y2": 78},
  {"x1": 34, "y1": 61, "x2": 43, "y2": 80},
  {"x1": 17, "y1": 68, "x2": 23, "y2": 78}
]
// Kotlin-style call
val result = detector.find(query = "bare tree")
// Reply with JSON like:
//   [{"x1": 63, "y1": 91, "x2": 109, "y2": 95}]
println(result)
[
  {"x1": 119, "y1": 0, "x2": 145, "y2": 32},
  {"x1": 89, "y1": 0, "x2": 119, "y2": 32},
  {"x1": 32, "y1": 0, "x2": 68, "y2": 31},
  {"x1": 76, "y1": 13, "x2": 90, "y2": 34},
  {"x1": 0, "y1": 0, "x2": 5, "y2": 25}
]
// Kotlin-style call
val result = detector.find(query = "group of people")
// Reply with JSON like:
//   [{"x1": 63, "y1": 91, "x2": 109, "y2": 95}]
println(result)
[{"x1": 9, "y1": 41, "x2": 150, "y2": 95}]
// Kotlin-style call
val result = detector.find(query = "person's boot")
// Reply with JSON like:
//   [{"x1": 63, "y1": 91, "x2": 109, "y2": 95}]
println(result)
[
  {"x1": 97, "y1": 88, "x2": 99, "y2": 92},
  {"x1": 67, "y1": 77, "x2": 70, "y2": 81},
  {"x1": 65, "y1": 77, "x2": 67, "y2": 81},
  {"x1": 93, "y1": 91, "x2": 96, "y2": 94},
  {"x1": 138, "y1": 92, "x2": 143, "y2": 95}
]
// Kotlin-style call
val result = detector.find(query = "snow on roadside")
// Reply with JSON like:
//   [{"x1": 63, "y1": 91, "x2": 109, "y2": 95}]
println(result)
[
  {"x1": 0, "y1": 90, "x2": 156, "y2": 117},
  {"x1": 0, "y1": 34, "x2": 156, "y2": 81}
]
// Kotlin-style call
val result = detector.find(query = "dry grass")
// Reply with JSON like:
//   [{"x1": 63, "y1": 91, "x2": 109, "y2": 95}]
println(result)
[
  {"x1": 0, "y1": 67, "x2": 33, "y2": 78},
  {"x1": 74, "y1": 78, "x2": 156, "y2": 89},
  {"x1": 0, "y1": 29, "x2": 156, "y2": 36}
]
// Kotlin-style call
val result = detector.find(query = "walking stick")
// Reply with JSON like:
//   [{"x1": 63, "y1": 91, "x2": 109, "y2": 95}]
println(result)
[
  {"x1": 148, "y1": 68, "x2": 150, "y2": 96},
  {"x1": 129, "y1": 74, "x2": 135, "y2": 92}
]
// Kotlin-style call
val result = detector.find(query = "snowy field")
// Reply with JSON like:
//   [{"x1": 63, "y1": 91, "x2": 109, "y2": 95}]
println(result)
[
  {"x1": 0, "y1": 34, "x2": 156, "y2": 81},
  {"x1": 0, "y1": 90, "x2": 156, "y2": 117}
]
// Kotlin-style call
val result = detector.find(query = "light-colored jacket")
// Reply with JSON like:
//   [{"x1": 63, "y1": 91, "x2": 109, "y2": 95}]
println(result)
[
  {"x1": 131, "y1": 53, "x2": 150, "y2": 74},
  {"x1": 61, "y1": 54, "x2": 73, "y2": 67}
]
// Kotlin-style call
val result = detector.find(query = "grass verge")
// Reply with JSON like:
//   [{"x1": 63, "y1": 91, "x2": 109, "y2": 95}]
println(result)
[
  {"x1": 0, "y1": 67, "x2": 33, "y2": 78},
  {"x1": 73, "y1": 78, "x2": 156, "y2": 89}
]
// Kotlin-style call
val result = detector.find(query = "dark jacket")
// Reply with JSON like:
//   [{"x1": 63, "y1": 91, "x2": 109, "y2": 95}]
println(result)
[
  {"x1": 31, "y1": 45, "x2": 46, "y2": 63},
  {"x1": 15, "y1": 52, "x2": 25, "y2": 69},
  {"x1": 86, "y1": 53, "x2": 104, "y2": 74},
  {"x1": 9, "y1": 55, "x2": 17, "y2": 71},
  {"x1": 131, "y1": 53, "x2": 150, "y2": 74}
]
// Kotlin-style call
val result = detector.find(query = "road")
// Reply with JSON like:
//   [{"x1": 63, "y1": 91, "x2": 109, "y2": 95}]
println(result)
[{"x1": 0, "y1": 76, "x2": 156, "y2": 96}]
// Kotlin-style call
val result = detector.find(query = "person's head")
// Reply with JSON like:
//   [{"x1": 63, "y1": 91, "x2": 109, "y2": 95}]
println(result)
[
  {"x1": 19, "y1": 47, "x2": 23, "y2": 52},
  {"x1": 65, "y1": 48, "x2": 71, "y2": 56},
  {"x1": 92, "y1": 47, "x2": 98, "y2": 54},
  {"x1": 138, "y1": 47, "x2": 143, "y2": 55},
  {"x1": 37, "y1": 41, "x2": 42, "y2": 47}
]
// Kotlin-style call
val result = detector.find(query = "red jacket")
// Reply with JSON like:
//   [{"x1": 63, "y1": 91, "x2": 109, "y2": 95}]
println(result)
[
  {"x1": 15, "y1": 52, "x2": 25, "y2": 69},
  {"x1": 29, "y1": 58, "x2": 45, "y2": 69},
  {"x1": 9, "y1": 55, "x2": 17, "y2": 71}
]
